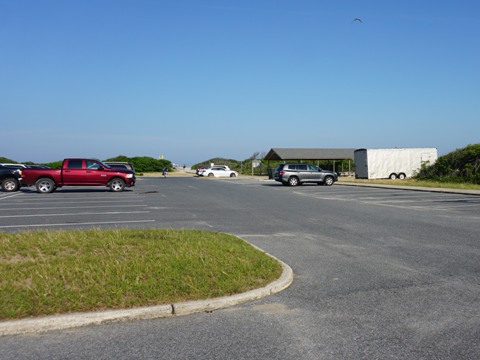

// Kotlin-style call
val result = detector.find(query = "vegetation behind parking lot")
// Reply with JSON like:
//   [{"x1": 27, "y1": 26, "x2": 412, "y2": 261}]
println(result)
[
  {"x1": 414, "y1": 144, "x2": 480, "y2": 184},
  {"x1": 0, "y1": 155, "x2": 173, "y2": 173},
  {"x1": 47, "y1": 156, "x2": 173, "y2": 173},
  {"x1": 0, "y1": 229, "x2": 282, "y2": 320}
]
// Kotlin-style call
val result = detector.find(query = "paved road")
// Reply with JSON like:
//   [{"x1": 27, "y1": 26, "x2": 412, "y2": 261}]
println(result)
[{"x1": 1, "y1": 178, "x2": 480, "y2": 359}]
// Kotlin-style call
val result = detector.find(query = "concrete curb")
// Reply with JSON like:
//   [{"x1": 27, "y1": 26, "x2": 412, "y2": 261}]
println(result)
[{"x1": 0, "y1": 258, "x2": 293, "y2": 336}]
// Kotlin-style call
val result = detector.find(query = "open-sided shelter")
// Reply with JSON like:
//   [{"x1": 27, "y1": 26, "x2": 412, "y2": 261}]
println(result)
[{"x1": 265, "y1": 148, "x2": 356, "y2": 175}]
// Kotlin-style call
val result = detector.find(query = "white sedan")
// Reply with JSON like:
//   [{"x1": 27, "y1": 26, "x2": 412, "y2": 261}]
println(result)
[{"x1": 200, "y1": 166, "x2": 238, "y2": 178}]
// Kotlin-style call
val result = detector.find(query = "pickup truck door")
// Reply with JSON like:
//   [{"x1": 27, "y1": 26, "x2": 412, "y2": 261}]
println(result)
[
  {"x1": 84, "y1": 160, "x2": 110, "y2": 185},
  {"x1": 62, "y1": 159, "x2": 87, "y2": 184}
]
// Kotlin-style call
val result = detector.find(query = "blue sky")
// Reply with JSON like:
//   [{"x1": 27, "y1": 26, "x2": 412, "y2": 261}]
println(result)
[{"x1": 1, "y1": 0, "x2": 479, "y2": 165}]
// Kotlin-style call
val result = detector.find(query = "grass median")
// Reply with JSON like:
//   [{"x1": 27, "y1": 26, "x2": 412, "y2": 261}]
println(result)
[{"x1": 0, "y1": 229, "x2": 282, "y2": 320}]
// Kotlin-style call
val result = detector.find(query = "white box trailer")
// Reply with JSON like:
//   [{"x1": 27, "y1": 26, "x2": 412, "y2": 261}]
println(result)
[{"x1": 354, "y1": 148, "x2": 437, "y2": 180}]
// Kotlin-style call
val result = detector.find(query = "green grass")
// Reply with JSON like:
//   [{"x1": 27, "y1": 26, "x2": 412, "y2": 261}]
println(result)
[
  {"x1": 0, "y1": 229, "x2": 282, "y2": 320},
  {"x1": 338, "y1": 177, "x2": 480, "y2": 190}
]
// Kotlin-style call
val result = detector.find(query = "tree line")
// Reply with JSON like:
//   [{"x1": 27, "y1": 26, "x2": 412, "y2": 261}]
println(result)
[{"x1": 0, "y1": 156, "x2": 173, "y2": 173}]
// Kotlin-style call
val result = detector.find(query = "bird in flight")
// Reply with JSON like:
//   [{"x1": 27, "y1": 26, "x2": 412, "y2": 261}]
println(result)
[{"x1": 352, "y1": 18, "x2": 363, "y2": 23}]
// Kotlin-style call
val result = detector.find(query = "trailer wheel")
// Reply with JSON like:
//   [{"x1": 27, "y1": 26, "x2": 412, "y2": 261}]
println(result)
[
  {"x1": 389, "y1": 173, "x2": 397, "y2": 180},
  {"x1": 398, "y1": 173, "x2": 406, "y2": 180},
  {"x1": 36, "y1": 178, "x2": 55, "y2": 193}
]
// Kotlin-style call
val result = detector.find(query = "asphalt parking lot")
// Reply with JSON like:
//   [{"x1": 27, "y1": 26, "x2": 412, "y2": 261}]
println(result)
[
  {"x1": 0, "y1": 185, "x2": 154, "y2": 231},
  {"x1": 1, "y1": 177, "x2": 480, "y2": 359},
  {"x1": 1, "y1": 177, "x2": 480, "y2": 231},
  {"x1": 289, "y1": 183, "x2": 480, "y2": 216}
]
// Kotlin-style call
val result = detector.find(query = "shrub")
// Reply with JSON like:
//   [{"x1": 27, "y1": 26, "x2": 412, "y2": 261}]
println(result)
[
  {"x1": 414, "y1": 144, "x2": 480, "y2": 184},
  {"x1": 104, "y1": 155, "x2": 172, "y2": 173}
]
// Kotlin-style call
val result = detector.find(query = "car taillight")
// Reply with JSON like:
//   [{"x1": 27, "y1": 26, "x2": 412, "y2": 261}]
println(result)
[{"x1": 279, "y1": 171, "x2": 286, "y2": 175}]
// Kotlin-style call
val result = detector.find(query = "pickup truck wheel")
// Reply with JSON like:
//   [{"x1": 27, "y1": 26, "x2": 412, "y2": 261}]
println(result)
[
  {"x1": 323, "y1": 176, "x2": 334, "y2": 186},
  {"x1": 1, "y1": 178, "x2": 20, "y2": 192},
  {"x1": 288, "y1": 176, "x2": 299, "y2": 186},
  {"x1": 36, "y1": 178, "x2": 55, "y2": 193},
  {"x1": 109, "y1": 178, "x2": 125, "y2": 192}
]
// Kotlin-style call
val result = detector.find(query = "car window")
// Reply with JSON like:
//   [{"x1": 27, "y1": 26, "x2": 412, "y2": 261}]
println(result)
[
  {"x1": 297, "y1": 165, "x2": 307, "y2": 171},
  {"x1": 308, "y1": 165, "x2": 318, "y2": 171},
  {"x1": 67, "y1": 159, "x2": 83, "y2": 169},
  {"x1": 86, "y1": 160, "x2": 101, "y2": 169}
]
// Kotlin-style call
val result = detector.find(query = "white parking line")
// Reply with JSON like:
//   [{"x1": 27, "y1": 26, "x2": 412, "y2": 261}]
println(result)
[
  {"x1": 0, "y1": 205, "x2": 149, "y2": 211},
  {"x1": 0, "y1": 192, "x2": 23, "y2": 200},
  {"x1": 0, "y1": 199, "x2": 145, "y2": 206},
  {"x1": 0, "y1": 220, "x2": 156, "y2": 229},
  {"x1": 0, "y1": 211, "x2": 150, "y2": 219}
]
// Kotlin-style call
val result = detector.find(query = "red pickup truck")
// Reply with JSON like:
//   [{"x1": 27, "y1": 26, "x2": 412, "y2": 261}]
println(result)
[{"x1": 21, "y1": 159, "x2": 136, "y2": 193}]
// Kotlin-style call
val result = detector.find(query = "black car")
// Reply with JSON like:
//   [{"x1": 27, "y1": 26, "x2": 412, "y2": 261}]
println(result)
[
  {"x1": 274, "y1": 163, "x2": 338, "y2": 186},
  {"x1": 104, "y1": 162, "x2": 135, "y2": 173}
]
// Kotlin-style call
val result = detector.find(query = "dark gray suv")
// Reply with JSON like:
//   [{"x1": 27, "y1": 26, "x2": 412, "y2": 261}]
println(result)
[{"x1": 274, "y1": 163, "x2": 338, "y2": 186}]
